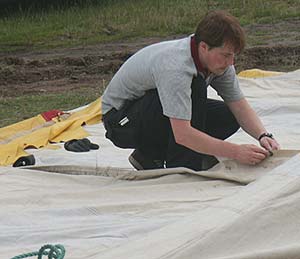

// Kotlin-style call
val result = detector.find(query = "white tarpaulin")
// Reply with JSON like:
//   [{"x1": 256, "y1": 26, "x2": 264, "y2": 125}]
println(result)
[{"x1": 1, "y1": 69, "x2": 300, "y2": 259}]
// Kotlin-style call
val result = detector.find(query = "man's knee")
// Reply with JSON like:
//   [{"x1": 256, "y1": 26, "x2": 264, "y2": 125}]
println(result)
[
  {"x1": 206, "y1": 100, "x2": 240, "y2": 139},
  {"x1": 226, "y1": 106, "x2": 240, "y2": 135}
]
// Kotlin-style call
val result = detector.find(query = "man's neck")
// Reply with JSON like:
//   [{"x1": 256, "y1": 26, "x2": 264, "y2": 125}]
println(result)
[{"x1": 190, "y1": 36, "x2": 209, "y2": 78}]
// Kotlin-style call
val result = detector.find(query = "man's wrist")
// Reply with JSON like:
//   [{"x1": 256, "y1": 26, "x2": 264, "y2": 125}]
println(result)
[
  {"x1": 220, "y1": 141, "x2": 240, "y2": 160},
  {"x1": 258, "y1": 132, "x2": 274, "y2": 141}
]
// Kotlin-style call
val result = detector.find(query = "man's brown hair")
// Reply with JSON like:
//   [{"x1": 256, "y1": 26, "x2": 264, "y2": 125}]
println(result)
[{"x1": 194, "y1": 10, "x2": 245, "y2": 54}]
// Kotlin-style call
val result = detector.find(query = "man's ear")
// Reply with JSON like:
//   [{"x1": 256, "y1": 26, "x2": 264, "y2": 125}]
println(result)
[{"x1": 199, "y1": 41, "x2": 209, "y2": 52}]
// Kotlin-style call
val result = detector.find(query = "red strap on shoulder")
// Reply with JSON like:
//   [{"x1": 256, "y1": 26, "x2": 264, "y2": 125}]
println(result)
[{"x1": 190, "y1": 36, "x2": 208, "y2": 75}]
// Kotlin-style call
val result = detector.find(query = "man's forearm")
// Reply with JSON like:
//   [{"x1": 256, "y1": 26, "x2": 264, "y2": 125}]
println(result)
[
  {"x1": 228, "y1": 98, "x2": 267, "y2": 140},
  {"x1": 237, "y1": 108, "x2": 266, "y2": 140},
  {"x1": 170, "y1": 117, "x2": 269, "y2": 164},
  {"x1": 172, "y1": 121, "x2": 240, "y2": 159}
]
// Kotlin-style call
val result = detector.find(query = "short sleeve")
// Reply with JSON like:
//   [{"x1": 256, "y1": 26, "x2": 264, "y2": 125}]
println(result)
[
  {"x1": 153, "y1": 68, "x2": 193, "y2": 120},
  {"x1": 210, "y1": 66, "x2": 244, "y2": 102}
]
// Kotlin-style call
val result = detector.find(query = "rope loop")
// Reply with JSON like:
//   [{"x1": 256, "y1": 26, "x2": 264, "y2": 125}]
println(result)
[
  {"x1": 10, "y1": 244, "x2": 65, "y2": 259},
  {"x1": 38, "y1": 244, "x2": 65, "y2": 259}
]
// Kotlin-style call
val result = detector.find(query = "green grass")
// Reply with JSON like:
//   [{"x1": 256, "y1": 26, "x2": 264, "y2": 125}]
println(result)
[
  {"x1": 0, "y1": 88, "x2": 99, "y2": 128},
  {"x1": 0, "y1": 0, "x2": 299, "y2": 52},
  {"x1": 0, "y1": 0, "x2": 299, "y2": 127}
]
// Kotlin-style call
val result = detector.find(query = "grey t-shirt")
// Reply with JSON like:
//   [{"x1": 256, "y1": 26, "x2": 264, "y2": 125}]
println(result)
[{"x1": 101, "y1": 36, "x2": 244, "y2": 120}]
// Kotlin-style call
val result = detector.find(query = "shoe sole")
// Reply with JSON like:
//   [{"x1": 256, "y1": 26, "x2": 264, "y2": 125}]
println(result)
[{"x1": 128, "y1": 154, "x2": 144, "y2": 170}]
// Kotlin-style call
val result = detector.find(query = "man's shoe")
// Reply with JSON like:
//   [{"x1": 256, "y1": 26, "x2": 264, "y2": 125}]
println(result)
[{"x1": 128, "y1": 150, "x2": 164, "y2": 170}]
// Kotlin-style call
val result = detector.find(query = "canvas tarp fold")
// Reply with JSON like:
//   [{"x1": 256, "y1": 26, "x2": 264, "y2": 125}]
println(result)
[
  {"x1": 1, "y1": 69, "x2": 300, "y2": 259},
  {"x1": 0, "y1": 98, "x2": 101, "y2": 166}
]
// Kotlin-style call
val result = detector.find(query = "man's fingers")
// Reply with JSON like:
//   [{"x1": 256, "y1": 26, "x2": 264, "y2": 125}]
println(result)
[
  {"x1": 251, "y1": 146, "x2": 269, "y2": 164},
  {"x1": 261, "y1": 138, "x2": 280, "y2": 151},
  {"x1": 238, "y1": 144, "x2": 273, "y2": 165},
  {"x1": 253, "y1": 152, "x2": 267, "y2": 160},
  {"x1": 252, "y1": 145, "x2": 269, "y2": 156},
  {"x1": 270, "y1": 141, "x2": 280, "y2": 150},
  {"x1": 262, "y1": 141, "x2": 272, "y2": 151}
]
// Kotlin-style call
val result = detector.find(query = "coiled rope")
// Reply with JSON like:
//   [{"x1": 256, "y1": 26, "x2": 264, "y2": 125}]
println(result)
[{"x1": 10, "y1": 244, "x2": 65, "y2": 259}]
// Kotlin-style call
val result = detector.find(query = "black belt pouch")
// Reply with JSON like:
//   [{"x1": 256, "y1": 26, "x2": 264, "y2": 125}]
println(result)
[{"x1": 103, "y1": 100, "x2": 140, "y2": 148}]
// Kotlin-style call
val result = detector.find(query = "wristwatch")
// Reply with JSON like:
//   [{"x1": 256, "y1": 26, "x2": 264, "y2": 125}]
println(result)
[{"x1": 258, "y1": 132, "x2": 274, "y2": 141}]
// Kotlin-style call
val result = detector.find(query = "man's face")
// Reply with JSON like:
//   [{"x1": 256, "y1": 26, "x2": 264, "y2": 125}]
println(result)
[{"x1": 199, "y1": 42, "x2": 235, "y2": 75}]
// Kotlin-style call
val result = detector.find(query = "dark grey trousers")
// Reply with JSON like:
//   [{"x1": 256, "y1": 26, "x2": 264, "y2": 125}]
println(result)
[{"x1": 103, "y1": 75, "x2": 240, "y2": 170}]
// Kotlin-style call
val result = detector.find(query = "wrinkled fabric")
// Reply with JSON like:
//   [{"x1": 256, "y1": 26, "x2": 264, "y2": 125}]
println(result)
[
  {"x1": 0, "y1": 98, "x2": 101, "y2": 166},
  {"x1": 1, "y1": 69, "x2": 300, "y2": 259}
]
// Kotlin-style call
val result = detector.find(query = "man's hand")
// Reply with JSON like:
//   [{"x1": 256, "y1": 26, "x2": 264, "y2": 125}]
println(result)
[
  {"x1": 259, "y1": 137, "x2": 280, "y2": 152},
  {"x1": 235, "y1": 144, "x2": 269, "y2": 165}
]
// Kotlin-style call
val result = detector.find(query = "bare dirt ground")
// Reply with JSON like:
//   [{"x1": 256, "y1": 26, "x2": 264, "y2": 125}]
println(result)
[{"x1": 0, "y1": 19, "x2": 299, "y2": 98}]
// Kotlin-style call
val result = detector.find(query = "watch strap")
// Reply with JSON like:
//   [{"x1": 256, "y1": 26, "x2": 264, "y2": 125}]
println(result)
[{"x1": 258, "y1": 133, "x2": 274, "y2": 141}]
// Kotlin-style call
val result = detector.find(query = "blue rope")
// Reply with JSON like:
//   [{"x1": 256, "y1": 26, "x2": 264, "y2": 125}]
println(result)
[{"x1": 10, "y1": 244, "x2": 65, "y2": 259}]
